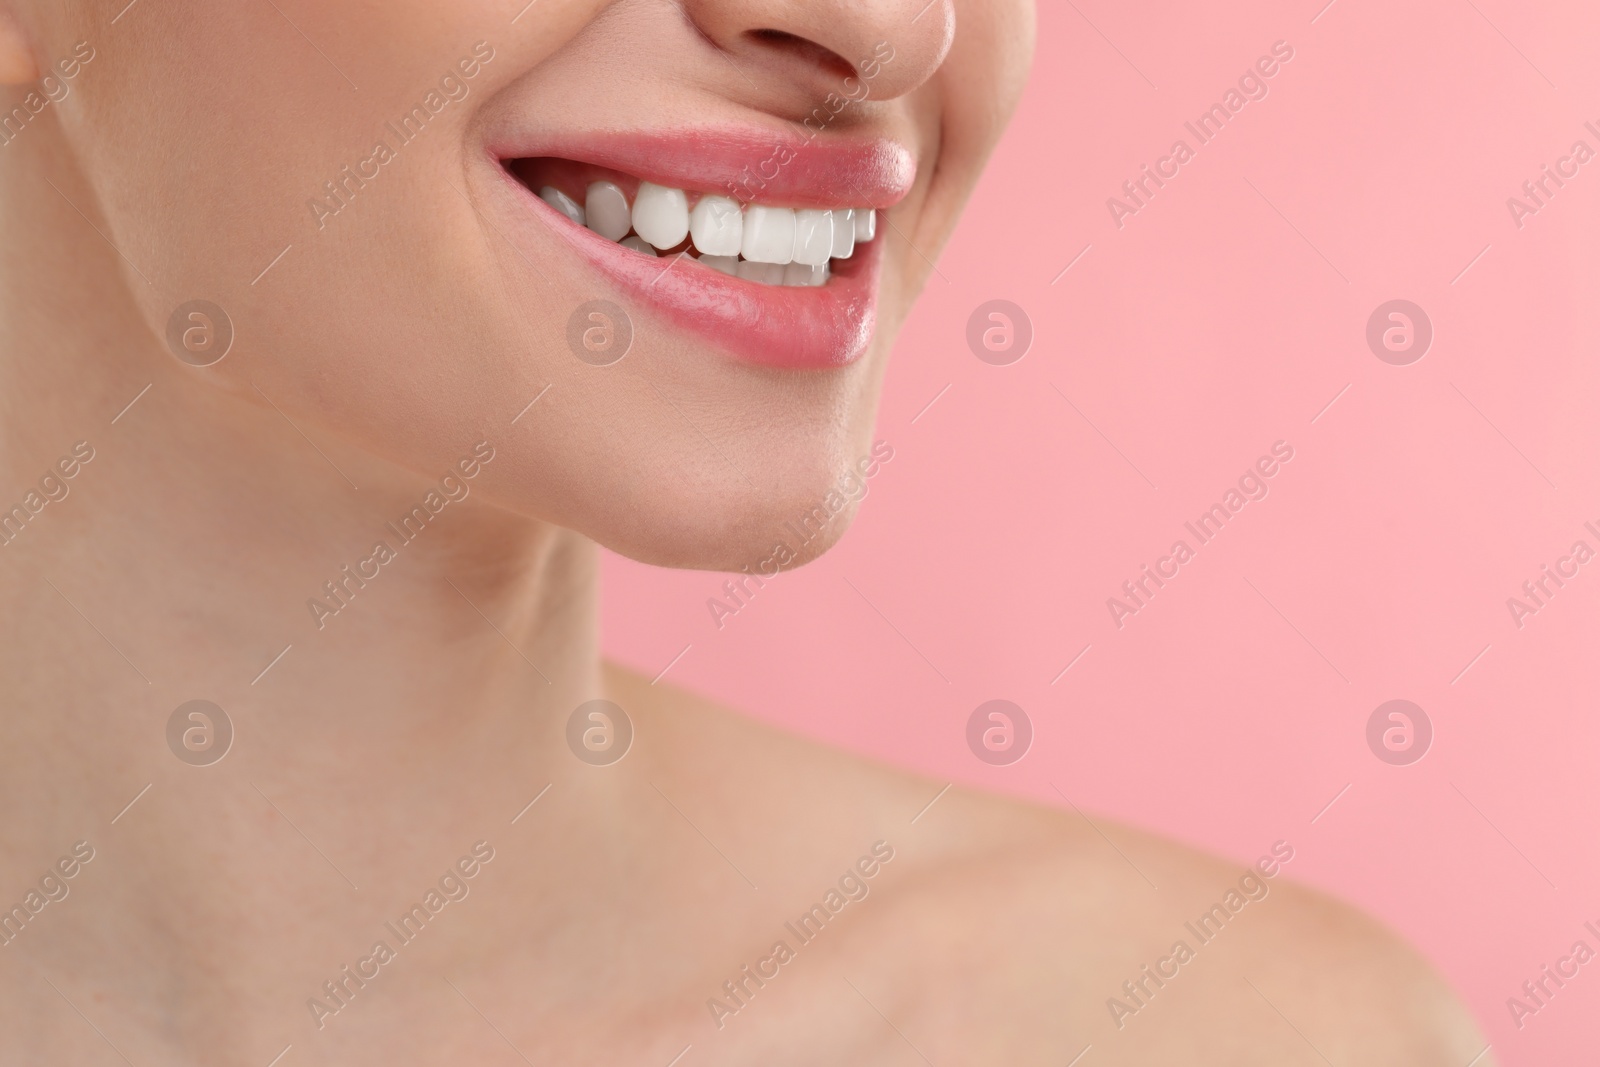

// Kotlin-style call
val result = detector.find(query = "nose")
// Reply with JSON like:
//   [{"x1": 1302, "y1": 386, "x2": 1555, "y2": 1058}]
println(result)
[{"x1": 678, "y1": 0, "x2": 955, "y2": 102}]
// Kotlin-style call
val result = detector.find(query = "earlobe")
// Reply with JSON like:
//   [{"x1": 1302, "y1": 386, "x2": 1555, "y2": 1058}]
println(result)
[{"x1": 0, "y1": 7, "x2": 39, "y2": 85}]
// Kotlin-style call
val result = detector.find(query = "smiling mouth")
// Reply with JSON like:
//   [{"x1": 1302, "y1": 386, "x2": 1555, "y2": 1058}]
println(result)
[
  {"x1": 483, "y1": 129, "x2": 913, "y2": 369},
  {"x1": 505, "y1": 157, "x2": 878, "y2": 287}
]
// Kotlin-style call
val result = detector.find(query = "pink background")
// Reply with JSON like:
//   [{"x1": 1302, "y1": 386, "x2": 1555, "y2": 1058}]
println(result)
[{"x1": 604, "y1": 1, "x2": 1600, "y2": 1060}]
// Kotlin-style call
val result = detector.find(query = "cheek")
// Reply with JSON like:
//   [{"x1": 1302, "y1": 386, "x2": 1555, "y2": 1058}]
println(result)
[{"x1": 72, "y1": 3, "x2": 549, "y2": 468}]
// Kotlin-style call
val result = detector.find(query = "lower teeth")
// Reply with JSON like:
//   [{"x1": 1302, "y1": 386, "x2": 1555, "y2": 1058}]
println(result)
[{"x1": 616, "y1": 232, "x2": 834, "y2": 288}]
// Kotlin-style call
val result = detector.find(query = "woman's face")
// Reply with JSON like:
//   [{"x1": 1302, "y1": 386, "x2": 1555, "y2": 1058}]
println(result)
[{"x1": 17, "y1": 0, "x2": 1032, "y2": 568}]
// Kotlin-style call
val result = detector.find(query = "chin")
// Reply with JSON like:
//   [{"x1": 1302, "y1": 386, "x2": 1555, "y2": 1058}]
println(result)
[{"x1": 568, "y1": 435, "x2": 890, "y2": 573}]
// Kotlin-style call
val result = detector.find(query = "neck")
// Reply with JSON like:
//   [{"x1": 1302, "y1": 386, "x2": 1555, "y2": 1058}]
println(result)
[{"x1": 0, "y1": 116, "x2": 617, "y2": 1054}]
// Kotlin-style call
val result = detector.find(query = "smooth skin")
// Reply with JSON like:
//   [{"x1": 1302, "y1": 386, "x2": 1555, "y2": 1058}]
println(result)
[{"x1": 0, "y1": 0, "x2": 1490, "y2": 1062}]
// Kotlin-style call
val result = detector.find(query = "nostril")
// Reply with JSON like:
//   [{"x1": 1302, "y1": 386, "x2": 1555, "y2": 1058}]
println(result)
[{"x1": 746, "y1": 28, "x2": 857, "y2": 82}]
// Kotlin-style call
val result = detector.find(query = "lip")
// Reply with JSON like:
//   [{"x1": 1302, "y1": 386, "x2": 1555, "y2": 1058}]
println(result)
[
  {"x1": 486, "y1": 129, "x2": 916, "y2": 208},
  {"x1": 482, "y1": 129, "x2": 914, "y2": 370}
]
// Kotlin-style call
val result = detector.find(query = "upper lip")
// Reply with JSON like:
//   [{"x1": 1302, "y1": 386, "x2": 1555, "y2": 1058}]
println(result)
[{"x1": 485, "y1": 127, "x2": 916, "y2": 208}]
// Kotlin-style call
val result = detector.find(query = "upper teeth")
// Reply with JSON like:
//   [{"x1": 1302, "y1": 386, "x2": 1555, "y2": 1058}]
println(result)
[
  {"x1": 537, "y1": 180, "x2": 877, "y2": 286},
  {"x1": 632, "y1": 182, "x2": 690, "y2": 250},
  {"x1": 690, "y1": 195, "x2": 743, "y2": 257}
]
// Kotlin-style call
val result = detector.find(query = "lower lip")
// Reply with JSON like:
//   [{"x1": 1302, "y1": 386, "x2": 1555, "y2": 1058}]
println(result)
[{"x1": 490, "y1": 164, "x2": 882, "y2": 371}]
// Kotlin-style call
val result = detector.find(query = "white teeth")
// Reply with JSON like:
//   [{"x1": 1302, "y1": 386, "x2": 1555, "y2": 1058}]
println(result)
[
  {"x1": 585, "y1": 181, "x2": 632, "y2": 241},
  {"x1": 539, "y1": 186, "x2": 585, "y2": 227},
  {"x1": 854, "y1": 208, "x2": 876, "y2": 242},
  {"x1": 738, "y1": 260, "x2": 786, "y2": 284},
  {"x1": 831, "y1": 209, "x2": 856, "y2": 259},
  {"x1": 546, "y1": 177, "x2": 875, "y2": 285},
  {"x1": 742, "y1": 205, "x2": 797, "y2": 264},
  {"x1": 632, "y1": 181, "x2": 689, "y2": 250},
  {"x1": 689, "y1": 195, "x2": 744, "y2": 257},
  {"x1": 792, "y1": 209, "x2": 834, "y2": 267},
  {"x1": 783, "y1": 261, "x2": 829, "y2": 287}
]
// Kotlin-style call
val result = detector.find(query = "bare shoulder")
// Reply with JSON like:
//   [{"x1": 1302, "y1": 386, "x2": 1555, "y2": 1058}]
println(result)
[
  {"x1": 834, "y1": 785, "x2": 1491, "y2": 1064},
  {"x1": 605, "y1": 664, "x2": 1492, "y2": 1064},
  {"x1": 864, "y1": 794, "x2": 1493, "y2": 1066}
]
